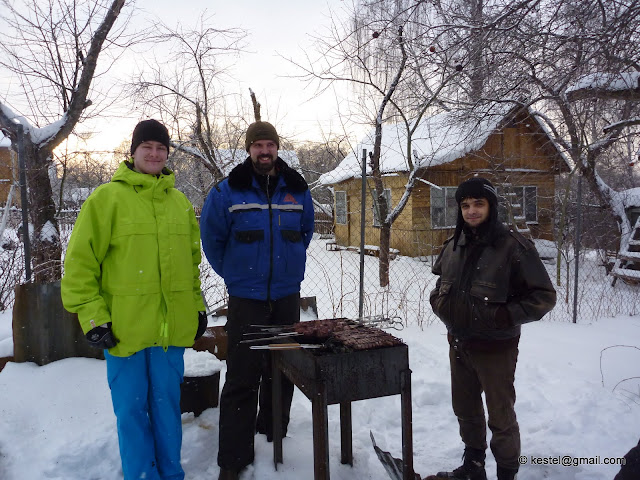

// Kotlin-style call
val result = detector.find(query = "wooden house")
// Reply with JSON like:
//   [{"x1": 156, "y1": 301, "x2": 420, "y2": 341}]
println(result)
[
  {"x1": 319, "y1": 105, "x2": 570, "y2": 257},
  {"x1": 0, "y1": 133, "x2": 15, "y2": 206}
]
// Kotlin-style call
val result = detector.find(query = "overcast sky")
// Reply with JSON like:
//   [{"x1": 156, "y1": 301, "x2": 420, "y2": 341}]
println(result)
[{"x1": 87, "y1": 0, "x2": 359, "y2": 151}]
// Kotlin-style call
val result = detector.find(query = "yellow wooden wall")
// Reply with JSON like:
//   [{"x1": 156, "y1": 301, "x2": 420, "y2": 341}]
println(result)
[{"x1": 0, "y1": 147, "x2": 13, "y2": 206}]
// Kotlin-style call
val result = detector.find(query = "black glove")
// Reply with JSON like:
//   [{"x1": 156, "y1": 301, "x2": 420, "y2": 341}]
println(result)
[
  {"x1": 195, "y1": 311, "x2": 207, "y2": 341},
  {"x1": 85, "y1": 322, "x2": 119, "y2": 349}
]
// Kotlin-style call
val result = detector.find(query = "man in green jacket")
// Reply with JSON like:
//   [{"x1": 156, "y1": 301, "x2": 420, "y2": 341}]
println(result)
[{"x1": 61, "y1": 119, "x2": 207, "y2": 480}]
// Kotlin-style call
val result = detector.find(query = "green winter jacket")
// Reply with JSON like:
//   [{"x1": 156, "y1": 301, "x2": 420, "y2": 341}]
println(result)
[{"x1": 61, "y1": 161, "x2": 207, "y2": 357}]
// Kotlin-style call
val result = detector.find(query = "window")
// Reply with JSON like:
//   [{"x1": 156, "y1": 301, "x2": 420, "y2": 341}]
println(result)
[
  {"x1": 372, "y1": 189, "x2": 391, "y2": 227},
  {"x1": 430, "y1": 186, "x2": 458, "y2": 229},
  {"x1": 335, "y1": 191, "x2": 347, "y2": 225},
  {"x1": 498, "y1": 186, "x2": 538, "y2": 223}
]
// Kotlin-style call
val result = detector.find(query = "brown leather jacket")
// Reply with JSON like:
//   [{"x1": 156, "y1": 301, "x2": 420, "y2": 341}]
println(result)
[{"x1": 430, "y1": 223, "x2": 556, "y2": 342}]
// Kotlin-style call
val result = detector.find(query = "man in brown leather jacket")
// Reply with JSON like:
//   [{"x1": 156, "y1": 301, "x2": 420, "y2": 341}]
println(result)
[{"x1": 428, "y1": 177, "x2": 556, "y2": 480}]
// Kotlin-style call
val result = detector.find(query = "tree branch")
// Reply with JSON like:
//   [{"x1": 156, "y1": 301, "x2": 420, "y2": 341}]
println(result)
[{"x1": 44, "y1": 0, "x2": 126, "y2": 151}]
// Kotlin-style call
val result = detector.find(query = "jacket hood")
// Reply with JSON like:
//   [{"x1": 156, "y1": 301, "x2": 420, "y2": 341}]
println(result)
[
  {"x1": 228, "y1": 157, "x2": 308, "y2": 193},
  {"x1": 111, "y1": 161, "x2": 176, "y2": 190}
]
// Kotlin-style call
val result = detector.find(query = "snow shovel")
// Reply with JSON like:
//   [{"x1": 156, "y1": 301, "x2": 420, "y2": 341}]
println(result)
[{"x1": 370, "y1": 431, "x2": 421, "y2": 480}]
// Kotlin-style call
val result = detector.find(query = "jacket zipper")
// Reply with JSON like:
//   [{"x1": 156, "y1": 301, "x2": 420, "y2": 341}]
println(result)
[
  {"x1": 267, "y1": 174, "x2": 273, "y2": 301},
  {"x1": 154, "y1": 177, "x2": 170, "y2": 350}
]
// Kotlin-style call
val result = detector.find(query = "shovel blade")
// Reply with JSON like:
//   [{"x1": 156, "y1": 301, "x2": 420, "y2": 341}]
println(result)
[{"x1": 370, "y1": 431, "x2": 421, "y2": 480}]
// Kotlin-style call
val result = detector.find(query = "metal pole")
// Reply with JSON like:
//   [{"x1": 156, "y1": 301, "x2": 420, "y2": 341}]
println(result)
[
  {"x1": 358, "y1": 149, "x2": 367, "y2": 320},
  {"x1": 572, "y1": 174, "x2": 582, "y2": 324},
  {"x1": 17, "y1": 124, "x2": 31, "y2": 282}
]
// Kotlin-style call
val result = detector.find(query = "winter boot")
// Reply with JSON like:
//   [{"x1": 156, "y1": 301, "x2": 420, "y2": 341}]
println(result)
[
  {"x1": 497, "y1": 465, "x2": 518, "y2": 480},
  {"x1": 218, "y1": 468, "x2": 239, "y2": 480},
  {"x1": 425, "y1": 447, "x2": 487, "y2": 480}
]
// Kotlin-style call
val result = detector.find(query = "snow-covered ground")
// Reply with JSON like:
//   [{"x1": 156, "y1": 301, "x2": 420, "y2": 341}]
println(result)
[
  {"x1": 0, "y1": 237, "x2": 639, "y2": 479},
  {"x1": 0, "y1": 309, "x2": 639, "y2": 480}
]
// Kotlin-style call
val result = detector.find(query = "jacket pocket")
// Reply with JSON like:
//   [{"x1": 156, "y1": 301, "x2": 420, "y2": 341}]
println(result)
[
  {"x1": 431, "y1": 281, "x2": 453, "y2": 326},
  {"x1": 470, "y1": 282, "x2": 506, "y2": 329},
  {"x1": 280, "y1": 229, "x2": 305, "y2": 278},
  {"x1": 235, "y1": 229, "x2": 264, "y2": 243},
  {"x1": 281, "y1": 230, "x2": 302, "y2": 242}
]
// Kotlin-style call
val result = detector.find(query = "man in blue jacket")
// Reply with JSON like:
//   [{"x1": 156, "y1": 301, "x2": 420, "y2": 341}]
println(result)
[{"x1": 200, "y1": 121, "x2": 314, "y2": 480}]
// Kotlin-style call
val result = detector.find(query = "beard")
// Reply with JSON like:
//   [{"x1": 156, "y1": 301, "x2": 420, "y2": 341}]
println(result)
[{"x1": 252, "y1": 154, "x2": 275, "y2": 174}]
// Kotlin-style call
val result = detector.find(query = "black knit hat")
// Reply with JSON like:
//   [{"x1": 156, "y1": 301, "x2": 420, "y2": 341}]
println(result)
[
  {"x1": 130, "y1": 119, "x2": 171, "y2": 155},
  {"x1": 245, "y1": 121, "x2": 280, "y2": 152},
  {"x1": 452, "y1": 177, "x2": 499, "y2": 250},
  {"x1": 455, "y1": 177, "x2": 498, "y2": 205}
]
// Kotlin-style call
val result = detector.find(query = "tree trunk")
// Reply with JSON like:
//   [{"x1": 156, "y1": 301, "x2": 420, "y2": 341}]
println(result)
[
  {"x1": 372, "y1": 170, "x2": 390, "y2": 287},
  {"x1": 379, "y1": 222, "x2": 391, "y2": 288},
  {"x1": 24, "y1": 142, "x2": 62, "y2": 283}
]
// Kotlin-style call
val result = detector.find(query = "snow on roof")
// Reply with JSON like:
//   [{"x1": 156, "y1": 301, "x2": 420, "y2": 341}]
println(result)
[
  {"x1": 319, "y1": 105, "x2": 518, "y2": 186},
  {"x1": 619, "y1": 187, "x2": 640, "y2": 210},
  {"x1": 567, "y1": 72, "x2": 640, "y2": 94},
  {"x1": 215, "y1": 149, "x2": 301, "y2": 177},
  {"x1": 0, "y1": 133, "x2": 11, "y2": 148}
]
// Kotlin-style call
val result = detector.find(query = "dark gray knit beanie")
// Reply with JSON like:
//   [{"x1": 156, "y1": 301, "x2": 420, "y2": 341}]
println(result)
[{"x1": 245, "y1": 121, "x2": 280, "y2": 151}]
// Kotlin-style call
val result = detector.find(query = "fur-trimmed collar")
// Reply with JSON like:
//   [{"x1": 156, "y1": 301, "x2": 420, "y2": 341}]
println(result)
[{"x1": 227, "y1": 157, "x2": 308, "y2": 192}]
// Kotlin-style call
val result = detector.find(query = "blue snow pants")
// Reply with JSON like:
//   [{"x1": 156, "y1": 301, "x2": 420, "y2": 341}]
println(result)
[{"x1": 105, "y1": 346, "x2": 185, "y2": 480}]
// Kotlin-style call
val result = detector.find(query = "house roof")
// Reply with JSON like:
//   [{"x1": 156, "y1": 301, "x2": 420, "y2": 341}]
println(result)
[
  {"x1": 566, "y1": 72, "x2": 640, "y2": 96},
  {"x1": 319, "y1": 104, "x2": 570, "y2": 186}
]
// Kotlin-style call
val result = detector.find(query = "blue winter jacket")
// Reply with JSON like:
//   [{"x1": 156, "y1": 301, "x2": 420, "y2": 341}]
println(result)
[{"x1": 200, "y1": 157, "x2": 314, "y2": 301}]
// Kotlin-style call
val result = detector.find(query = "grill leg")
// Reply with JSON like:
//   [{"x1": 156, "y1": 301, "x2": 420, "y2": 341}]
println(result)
[
  {"x1": 340, "y1": 402, "x2": 353, "y2": 465},
  {"x1": 401, "y1": 368, "x2": 414, "y2": 480},
  {"x1": 272, "y1": 353, "x2": 283, "y2": 468},
  {"x1": 312, "y1": 381, "x2": 330, "y2": 480}
]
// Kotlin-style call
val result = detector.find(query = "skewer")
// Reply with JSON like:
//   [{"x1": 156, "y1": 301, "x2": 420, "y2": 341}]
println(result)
[
  {"x1": 239, "y1": 332, "x2": 301, "y2": 344},
  {"x1": 246, "y1": 324, "x2": 296, "y2": 331},
  {"x1": 249, "y1": 343, "x2": 324, "y2": 350}
]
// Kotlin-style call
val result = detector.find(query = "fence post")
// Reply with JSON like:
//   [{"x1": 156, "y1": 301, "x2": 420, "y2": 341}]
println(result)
[
  {"x1": 572, "y1": 174, "x2": 582, "y2": 324},
  {"x1": 16, "y1": 124, "x2": 31, "y2": 282},
  {"x1": 358, "y1": 148, "x2": 367, "y2": 320}
]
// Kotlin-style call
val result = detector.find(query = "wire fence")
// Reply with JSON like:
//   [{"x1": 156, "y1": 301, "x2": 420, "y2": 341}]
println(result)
[{"x1": 3, "y1": 184, "x2": 640, "y2": 325}]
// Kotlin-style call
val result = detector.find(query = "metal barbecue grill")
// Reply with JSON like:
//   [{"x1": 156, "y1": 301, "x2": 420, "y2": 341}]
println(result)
[{"x1": 254, "y1": 318, "x2": 414, "y2": 480}]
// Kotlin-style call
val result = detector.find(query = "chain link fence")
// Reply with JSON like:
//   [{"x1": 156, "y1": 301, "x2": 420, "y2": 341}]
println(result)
[
  {"x1": 196, "y1": 169, "x2": 640, "y2": 326},
  {"x1": 3, "y1": 177, "x2": 640, "y2": 325}
]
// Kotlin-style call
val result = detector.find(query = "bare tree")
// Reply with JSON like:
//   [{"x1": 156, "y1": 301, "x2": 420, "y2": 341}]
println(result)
[
  {"x1": 491, "y1": 0, "x2": 640, "y2": 268},
  {"x1": 292, "y1": 0, "x2": 531, "y2": 286},
  {"x1": 0, "y1": 0, "x2": 129, "y2": 282},
  {"x1": 130, "y1": 15, "x2": 248, "y2": 188}
]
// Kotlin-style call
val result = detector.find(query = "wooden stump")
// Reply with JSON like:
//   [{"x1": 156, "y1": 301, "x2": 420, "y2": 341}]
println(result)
[
  {"x1": 193, "y1": 325, "x2": 228, "y2": 360},
  {"x1": 180, "y1": 371, "x2": 220, "y2": 416},
  {"x1": 12, "y1": 282, "x2": 103, "y2": 365}
]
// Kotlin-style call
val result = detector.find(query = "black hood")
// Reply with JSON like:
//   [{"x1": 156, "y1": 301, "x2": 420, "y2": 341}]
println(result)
[{"x1": 453, "y1": 177, "x2": 500, "y2": 250}]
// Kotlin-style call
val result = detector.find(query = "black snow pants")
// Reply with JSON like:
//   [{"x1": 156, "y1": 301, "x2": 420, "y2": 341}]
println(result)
[{"x1": 217, "y1": 293, "x2": 300, "y2": 471}]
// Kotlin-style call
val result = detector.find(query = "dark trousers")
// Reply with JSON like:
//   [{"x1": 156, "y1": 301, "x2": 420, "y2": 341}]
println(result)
[
  {"x1": 614, "y1": 439, "x2": 640, "y2": 480},
  {"x1": 217, "y1": 293, "x2": 300, "y2": 471},
  {"x1": 449, "y1": 342, "x2": 521, "y2": 471}
]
